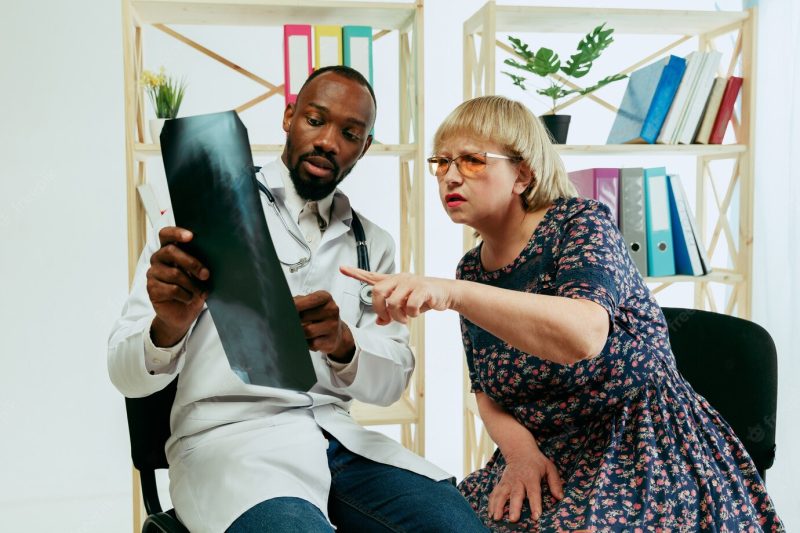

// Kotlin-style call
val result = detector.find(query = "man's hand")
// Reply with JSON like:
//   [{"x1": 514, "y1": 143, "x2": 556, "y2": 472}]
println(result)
[
  {"x1": 146, "y1": 227, "x2": 210, "y2": 347},
  {"x1": 488, "y1": 446, "x2": 564, "y2": 523},
  {"x1": 294, "y1": 291, "x2": 355, "y2": 362}
]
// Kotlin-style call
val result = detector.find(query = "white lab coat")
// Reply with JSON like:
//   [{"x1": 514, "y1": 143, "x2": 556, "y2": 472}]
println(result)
[{"x1": 108, "y1": 159, "x2": 450, "y2": 533}]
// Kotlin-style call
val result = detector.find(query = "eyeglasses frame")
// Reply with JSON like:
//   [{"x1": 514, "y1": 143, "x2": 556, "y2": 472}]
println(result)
[{"x1": 426, "y1": 151, "x2": 523, "y2": 178}]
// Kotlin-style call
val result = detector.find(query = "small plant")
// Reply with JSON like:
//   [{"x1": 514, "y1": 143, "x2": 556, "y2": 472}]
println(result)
[
  {"x1": 141, "y1": 67, "x2": 186, "y2": 119},
  {"x1": 503, "y1": 23, "x2": 627, "y2": 115}
]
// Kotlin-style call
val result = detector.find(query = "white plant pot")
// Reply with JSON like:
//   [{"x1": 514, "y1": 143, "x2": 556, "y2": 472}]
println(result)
[{"x1": 149, "y1": 118, "x2": 167, "y2": 145}]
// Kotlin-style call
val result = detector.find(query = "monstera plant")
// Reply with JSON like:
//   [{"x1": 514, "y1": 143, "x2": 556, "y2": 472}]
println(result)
[{"x1": 503, "y1": 23, "x2": 627, "y2": 143}]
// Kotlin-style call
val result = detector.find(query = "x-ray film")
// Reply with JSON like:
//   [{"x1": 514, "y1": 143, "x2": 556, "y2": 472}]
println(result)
[{"x1": 160, "y1": 111, "x2": 316, "y2": 391}]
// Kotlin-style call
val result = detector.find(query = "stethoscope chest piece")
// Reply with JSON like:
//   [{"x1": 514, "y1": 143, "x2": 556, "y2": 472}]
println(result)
[{"x1": 359, "y1": 283, "x2": 373, "y2": 307}]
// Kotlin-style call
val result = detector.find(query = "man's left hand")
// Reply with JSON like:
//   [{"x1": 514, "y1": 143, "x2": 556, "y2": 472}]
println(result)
[{"x1": 294, "y1": 291, "x2": 355, "y2": 363}]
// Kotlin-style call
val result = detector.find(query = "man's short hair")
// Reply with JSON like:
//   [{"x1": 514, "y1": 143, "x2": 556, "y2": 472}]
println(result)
[{"x1": 298, "y1": 65, "x2": 377, "y2": 107}]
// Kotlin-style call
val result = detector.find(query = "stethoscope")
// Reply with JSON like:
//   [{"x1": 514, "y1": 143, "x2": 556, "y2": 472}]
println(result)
[{"x1": 253, "y1": 168, "x2": 373, "y2": 307}]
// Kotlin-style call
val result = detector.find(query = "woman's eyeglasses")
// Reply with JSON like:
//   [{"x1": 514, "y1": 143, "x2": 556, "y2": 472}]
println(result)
[{"x1": 426, "y1": 152, "x2": 522, "y2": 178}]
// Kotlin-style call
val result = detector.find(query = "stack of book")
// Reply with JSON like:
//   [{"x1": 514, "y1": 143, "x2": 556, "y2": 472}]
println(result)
[
  {"x1": 569, "y1": 167, "x2": 709, "y2": 278},
  {"x1": 607, "y1": 53, "x2": 742, "y2": 145},
  {"x1": 283, "y1": 25, "x2": 374, "y2": 105}
]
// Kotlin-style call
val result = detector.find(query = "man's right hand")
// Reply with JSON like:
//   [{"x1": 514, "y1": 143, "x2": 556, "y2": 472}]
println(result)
[{"x1": 146, "y1": 227, "x2": 210, "y2": 347}]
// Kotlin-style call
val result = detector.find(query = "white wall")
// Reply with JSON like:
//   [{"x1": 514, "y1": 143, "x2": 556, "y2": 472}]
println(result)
[
  {"x1": 1, "y1": 0, "x2": 796, "y2": 530},
  {"x1": 0, "y1": 1, "x2": 131, "y2": 531},
  {"x1": 750, "y1": 0, "x2": 800, "y2": 524}
]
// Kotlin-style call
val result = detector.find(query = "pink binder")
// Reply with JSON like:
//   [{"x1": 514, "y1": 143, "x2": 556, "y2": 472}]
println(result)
[{"x1": 283, "y1": 25, "x2": 313, "y2": 105}]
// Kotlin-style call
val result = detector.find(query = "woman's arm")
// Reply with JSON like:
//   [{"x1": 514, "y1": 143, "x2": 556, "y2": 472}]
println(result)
[
  {"x1": 340, "y1": 266, "x2": 608, "y2": 365},
  {"x1": 475, "y1": 390, "x2": 539, "y2": 460},
  {"x1": 452, "y1": 280, "x2": 609, "y2": 365},
  {"x1": 475, "y1": 391, "x2": 564, "y2": 522}
]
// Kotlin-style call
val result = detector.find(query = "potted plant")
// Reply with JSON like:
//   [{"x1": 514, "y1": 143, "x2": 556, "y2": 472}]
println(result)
[
  {"x1": 503, "y1": 23, "x2": 627, "y2": 144},
  {"x1": 141, "y1": 67, "x2": 187, "y2": 145}
]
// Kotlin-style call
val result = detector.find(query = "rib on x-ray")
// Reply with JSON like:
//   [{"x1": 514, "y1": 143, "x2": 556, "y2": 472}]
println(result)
[{"x1": 160, "y1": 110, "x2": 316, "y2": 391}]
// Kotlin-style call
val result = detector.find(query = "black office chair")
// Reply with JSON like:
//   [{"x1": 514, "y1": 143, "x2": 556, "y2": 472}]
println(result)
[
  {"x1": 125, "y1": 377, "x2": 189, "y2": 533},
  {"x1": 662, "y1": 307, "x2": 778, "y2": 480}
]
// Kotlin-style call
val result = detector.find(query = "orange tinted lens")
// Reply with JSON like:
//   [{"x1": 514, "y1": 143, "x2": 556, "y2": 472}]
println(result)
[
  {"x1": 428, "y1": 157, "x2": 449, "y2": 176},
  {"x1": 458, "y1": 154, "x2": 487, "y2": 176}
]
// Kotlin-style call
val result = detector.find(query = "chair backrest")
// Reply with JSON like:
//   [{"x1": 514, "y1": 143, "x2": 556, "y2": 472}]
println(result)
[
  {"x1": 662, "y1": 307, "x2": 777, "y2": 478},
  {"x1": 125, "y1": 377, "x2": 178, "y2": 472}
]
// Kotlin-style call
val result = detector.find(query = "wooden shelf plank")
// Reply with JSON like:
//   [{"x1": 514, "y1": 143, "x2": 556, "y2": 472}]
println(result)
[
  {"x1": 490, "y1": 6, "x2": 748, "y2": 36},
  {"x1": 131, "y1": 0, "x2": 416, "y2": 29},
  {"x1": 134, "y1": 142, "x2": 416, "y2": 160},
  {"x1": 351, "y1": 397, "x2": 417, "y2": 425},
  {"x1": 555, "y1": 144, "x2": 746, "y2": 157},
  {"x1": 645, "y1": 270, "x2": 743, "y2": 284}
]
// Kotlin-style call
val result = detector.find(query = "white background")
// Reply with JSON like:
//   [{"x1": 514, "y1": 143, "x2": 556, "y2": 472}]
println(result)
[{"x1": 1, "y1": 0, "x2": 797, "y2": 530}]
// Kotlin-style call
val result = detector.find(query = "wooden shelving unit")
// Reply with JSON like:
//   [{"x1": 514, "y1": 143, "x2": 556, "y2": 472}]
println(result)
[
  {"x1": 122, "y1": 0, "x2": 425, "y2": 529},
  {"x1": 461, "y1": 2, "x2": 757, "y2": 476}
]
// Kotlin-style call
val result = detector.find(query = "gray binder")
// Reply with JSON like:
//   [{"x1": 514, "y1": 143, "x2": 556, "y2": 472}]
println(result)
[{"x1": 619, "y1": 167, "x2": 649, "y2": 277}]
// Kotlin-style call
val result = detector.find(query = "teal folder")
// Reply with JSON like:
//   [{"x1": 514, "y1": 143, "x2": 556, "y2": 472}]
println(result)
[
  {"x1": 342, "y1": 26, "x2": 373, "y2": 86},
  {"x1": 643, "y1": 167, "x2": 676, "y2": 277}
]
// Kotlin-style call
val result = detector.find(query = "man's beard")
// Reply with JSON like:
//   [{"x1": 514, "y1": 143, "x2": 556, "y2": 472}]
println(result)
[{"x1": 287, "y1": 141, "x2": 353, "y2": 201}]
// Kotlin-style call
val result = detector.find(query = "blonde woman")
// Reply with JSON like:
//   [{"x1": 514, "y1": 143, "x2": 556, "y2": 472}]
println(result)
[{"x1": 342, "y1": 96, "x2": 783, "y2": 531}]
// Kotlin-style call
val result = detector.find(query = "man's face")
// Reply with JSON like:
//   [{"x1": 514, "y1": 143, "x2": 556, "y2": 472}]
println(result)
[{"x1": 281, "y1": 73, "x2": 376, "y2": 201}]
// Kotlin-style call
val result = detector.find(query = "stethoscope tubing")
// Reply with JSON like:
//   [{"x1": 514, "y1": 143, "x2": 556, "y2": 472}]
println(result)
[{"x1": 255, "y1": 172, "x2": 373, "y2": 307}]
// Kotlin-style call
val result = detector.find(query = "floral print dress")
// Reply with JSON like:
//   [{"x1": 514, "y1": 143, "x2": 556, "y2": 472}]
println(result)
[{"x1": 457, "y1": 197, "x2": 783, "y2": 532}]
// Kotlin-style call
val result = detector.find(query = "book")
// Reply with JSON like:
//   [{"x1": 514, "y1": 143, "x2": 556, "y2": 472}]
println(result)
[
  {"x1": 568, "y1": 168, "x2": 620, "y2": 224},
  {"x1": 675, "y1": 51, "x2": 722, "y2": 145},
  {"x1": 657, "y1": 52, "x2": 705, "y2": 144},
  {"x1": 667, "y1": 174, "x2": 706, "y2": 275},
  {"x1": 643, "y1": 167, "x2": 676, "y2": 277},
  {"x1": 343, "y1": 26, "x2": 373, "y2": 85},
  {"x1": 709, "y1": 76, "x2": 743, "y2": 144},
  {"x1": 619, "y1": 167, "x2": 648, "y2": 277},
  {"x1": 283, "y1": 25, "x2": 313, "y2": 105},
  {"x1": 607, "y1": 55, "x2": 686, "y2": 144},
  {"x1": 136, "y1": 183, "x2": 163, "y2": 227},
  {"x1": 314, "y1": 25, "x2": 342, "y2": 69},
  {"x1": 694, "y1": 77, "x2": 728, "y2": 144}
]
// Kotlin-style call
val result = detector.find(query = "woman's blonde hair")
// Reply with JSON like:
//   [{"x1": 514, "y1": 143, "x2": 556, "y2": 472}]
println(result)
[{"x1": 432, "y1": 95, "x2": 576, "y2": 211}]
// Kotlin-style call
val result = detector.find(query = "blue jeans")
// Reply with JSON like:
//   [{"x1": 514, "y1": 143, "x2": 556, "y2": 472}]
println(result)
[{"x1": 227, "y1": 434, "x2": 487, "y2": 532}]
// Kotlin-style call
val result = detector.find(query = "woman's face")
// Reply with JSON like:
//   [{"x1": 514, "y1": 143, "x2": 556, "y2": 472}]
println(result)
[{"x1": 434, "y1": 135, "x2": 529, "y2": 230}]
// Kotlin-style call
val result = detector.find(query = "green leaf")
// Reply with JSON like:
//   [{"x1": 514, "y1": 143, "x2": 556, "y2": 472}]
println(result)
[
  {"x1": 504, "y1": 36, "x2": 560, "y2": 77},
  {"x1": 537, "y1": 84, "x2": 564, "y2": 100},
  {"x1": 502, "y1": 71, "x2": 528, "y2": 90},
  {"x1": 561, "y1": 22, "x2": 615, "y2": 79},
  {"x1": 577, "y1": 72, "x2": 628, "y2": 96},
  {"x1": 507, "y1": 36, "x2": 535, "y2": 61}
]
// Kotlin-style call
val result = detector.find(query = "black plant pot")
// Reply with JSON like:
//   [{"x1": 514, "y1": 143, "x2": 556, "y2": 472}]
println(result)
[{"x1": 540, "y1": 114, "x2": 571, "y2": 144}]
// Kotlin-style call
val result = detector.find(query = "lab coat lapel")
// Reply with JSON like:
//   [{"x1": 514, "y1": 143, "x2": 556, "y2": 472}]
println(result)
[{"x1": 319, "y1": 189, "x2": 353, "y2": 250}]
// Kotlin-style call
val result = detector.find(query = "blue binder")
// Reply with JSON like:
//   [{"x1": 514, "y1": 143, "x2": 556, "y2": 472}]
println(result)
[
  {"x1": 644, "y1": 167, "x2": 676, "y2": 277},
  {"x1": 667, "y1": 174, "x2": 706, "y2": 276},
  {"x1": 607, "y1": 55, "x2": 686, "y2": 144}
]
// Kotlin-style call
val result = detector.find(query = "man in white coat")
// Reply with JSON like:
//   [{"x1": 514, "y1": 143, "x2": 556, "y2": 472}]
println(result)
[{"x1": 108, "y1": 66, "x2": 487, "y2": 533}]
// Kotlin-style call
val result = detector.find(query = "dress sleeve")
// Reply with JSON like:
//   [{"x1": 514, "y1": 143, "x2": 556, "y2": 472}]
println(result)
[
  {"x1": 554, "y1": 200, "x2": 628, "y2": 324},
  {"x1": 456, "y1": 256, "x2": 483, "y2": 394},
  {"x1": 460, "y1": 316, "x2": 482, "y2": 393}
]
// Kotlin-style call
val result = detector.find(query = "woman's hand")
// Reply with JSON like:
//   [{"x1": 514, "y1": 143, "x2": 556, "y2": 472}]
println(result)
[
  {"x1": 340, "y1": 266, "x2": 456, "y2": 325},
  {"x1": 488, "y1": 448, "x2": 564, "y2": 523}
]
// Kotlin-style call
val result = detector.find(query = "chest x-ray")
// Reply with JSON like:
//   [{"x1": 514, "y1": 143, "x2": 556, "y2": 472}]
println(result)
[{"x1": 160, "y1": 110, "x2": 316, "y2": 391}]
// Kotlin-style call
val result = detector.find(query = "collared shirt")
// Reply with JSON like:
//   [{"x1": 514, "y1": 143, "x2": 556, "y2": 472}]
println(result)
[{"x1": 277, "y1": 162, "x2": 333, "y2": 254}]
